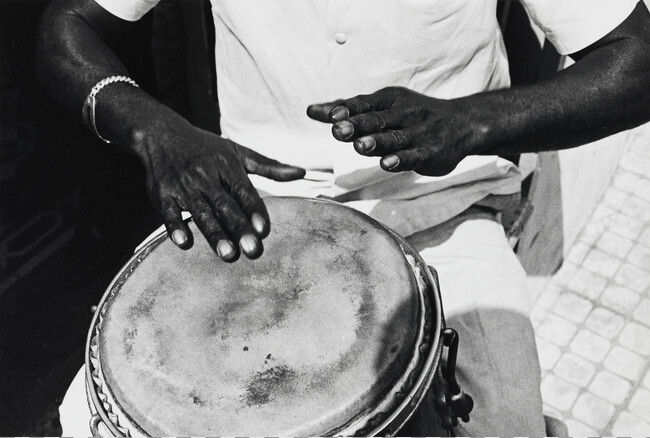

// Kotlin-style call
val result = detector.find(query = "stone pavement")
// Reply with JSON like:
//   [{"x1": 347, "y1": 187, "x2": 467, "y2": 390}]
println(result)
[{"x1": 529, "y1": 135, "x2": 650, "y2": 436}]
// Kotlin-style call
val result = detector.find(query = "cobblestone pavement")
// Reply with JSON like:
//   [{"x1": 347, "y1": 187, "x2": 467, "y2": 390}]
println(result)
[{"x1": 529, "y1": 135, "x2": 650, "y2": 436}]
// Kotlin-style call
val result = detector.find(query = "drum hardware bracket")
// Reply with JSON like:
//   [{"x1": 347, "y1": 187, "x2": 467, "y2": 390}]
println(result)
[
  {"x1": 89, "y1": 413, "x2": 103, "y2": 437},
  {"x1": 440, "y1": 327, "x2": 474, "y2": 429}
]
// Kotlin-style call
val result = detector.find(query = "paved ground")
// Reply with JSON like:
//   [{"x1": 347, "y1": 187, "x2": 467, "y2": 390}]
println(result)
[{"x1": 529, "y1": 134, "x2": 650, "y2": 436}]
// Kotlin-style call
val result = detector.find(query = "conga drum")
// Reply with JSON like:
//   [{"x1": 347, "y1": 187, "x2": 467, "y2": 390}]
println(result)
[{"x1": 85, "y1": 197, "x2": 472, "y2": 436}]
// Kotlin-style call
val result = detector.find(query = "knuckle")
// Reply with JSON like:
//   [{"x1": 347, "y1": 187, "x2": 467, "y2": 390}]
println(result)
[
  {"x1": 229, "y1": 177, "x2": 253, "y2": 198},
  {"x1": 201, "y1": 223, "x2": 223, "y2": 241},
  {"x1": 348, "y1": 96, "x2": 367, "y2": 113},
  {"x1": 191, "y1": 200, "x2": 211, "y2": 219},
  {"x1": 179, "y1": 170, "x2": 203, "y2": 189},
  {"x1": 388, "y1": 131, "x2": 404, "y2": 148},
  {"x1": 375, "y1": 113, "x2": 388, "y2": 130},
  {"x1": 209, "y1": 194, "x2": 232, "y2": 215},
  {"x1": 387, "y1": 86, "x2": 405, "y2": 99}
]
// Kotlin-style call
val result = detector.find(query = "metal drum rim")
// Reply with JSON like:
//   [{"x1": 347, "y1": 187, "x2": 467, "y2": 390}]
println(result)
[
  {"x1": 363, "y1": 227, "x2": 443, "y2": 436},
  {"x1": 85, "y1": 196, "x2": 443, "y2": 437}
]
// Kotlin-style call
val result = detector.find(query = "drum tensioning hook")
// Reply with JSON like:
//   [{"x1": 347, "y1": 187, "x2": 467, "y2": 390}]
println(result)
[
  {"x1": 441, "y1": 328, "x2": 474, "y2": 429},
  {"x1": 426, "y1": 266, "x2": 473, "y2": 430}
]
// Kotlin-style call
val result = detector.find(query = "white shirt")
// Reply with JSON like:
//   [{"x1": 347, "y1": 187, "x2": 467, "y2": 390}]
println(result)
[{"x1": 95, "y1": 0, "x2": 640, "y2": 236}]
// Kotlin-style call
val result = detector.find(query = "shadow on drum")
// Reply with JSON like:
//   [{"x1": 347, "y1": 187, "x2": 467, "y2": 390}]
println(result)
[{"x1": 373, "y1": 299, "x2": 418, "y2": 375}]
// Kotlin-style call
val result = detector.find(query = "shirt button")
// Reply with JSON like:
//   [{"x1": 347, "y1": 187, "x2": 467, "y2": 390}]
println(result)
[{"x1": 334, "y1": 32, "x2": 347, "y2": 45}]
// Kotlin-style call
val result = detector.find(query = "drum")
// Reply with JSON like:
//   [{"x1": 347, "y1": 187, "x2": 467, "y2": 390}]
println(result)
[{"x1": 85, "y1": 197, "x2": 471, "y2": 436}]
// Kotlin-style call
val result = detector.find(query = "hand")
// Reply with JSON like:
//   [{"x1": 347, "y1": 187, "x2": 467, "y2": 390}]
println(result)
[
  {"x1": 307, "y1": 87, "x2": 487, "y2": 176},
  {"x1": 132, "y1": 115, "x2": 305, "y2": 262}
]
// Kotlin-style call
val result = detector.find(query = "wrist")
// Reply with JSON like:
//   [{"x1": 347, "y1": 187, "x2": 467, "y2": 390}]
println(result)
[
  {"x1": 90, "y1": 83, "x2": 188, "y2": 157},
  {"x1": 454, "y1": 94, "x2": 508, "y2": 156},
  {"x1": 82, "y1": 76, "x2": 139, "y2": 144}
]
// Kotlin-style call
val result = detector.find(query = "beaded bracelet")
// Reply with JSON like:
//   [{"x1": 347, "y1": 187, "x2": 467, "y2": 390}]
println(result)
[{"x1": 82, "y1": 75, "x2": 139, "y2": 144}]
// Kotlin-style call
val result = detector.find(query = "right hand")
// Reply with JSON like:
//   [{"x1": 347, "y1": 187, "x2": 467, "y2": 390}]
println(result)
[{"x1": 131, "y1": 115, "x2": 305, "y2": 262}]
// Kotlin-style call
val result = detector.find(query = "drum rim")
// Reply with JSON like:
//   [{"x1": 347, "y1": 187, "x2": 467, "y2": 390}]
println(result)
[
  {"x1": 85, "y1": 197, "x2": 443, "y2": 437},
  {"x1": 359, "y1": 227, "x2": 443, "y2": 437}
]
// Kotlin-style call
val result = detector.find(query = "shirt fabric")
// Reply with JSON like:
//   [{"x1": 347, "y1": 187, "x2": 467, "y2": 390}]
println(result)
[{"x1": 95, "y1": 0, "x2": 640, "y2": 236}]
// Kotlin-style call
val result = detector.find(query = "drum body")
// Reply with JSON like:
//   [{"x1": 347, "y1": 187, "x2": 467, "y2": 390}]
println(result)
[{"x1": 85, "y1": 197, "x2": 447, "y2": 436}]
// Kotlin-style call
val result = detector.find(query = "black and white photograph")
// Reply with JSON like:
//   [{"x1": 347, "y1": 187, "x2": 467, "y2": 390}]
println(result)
[{"x1": 1, "y1": 0, "x2": 650, "y2": 436}]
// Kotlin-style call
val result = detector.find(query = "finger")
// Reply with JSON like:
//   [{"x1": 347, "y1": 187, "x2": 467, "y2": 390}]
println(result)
[
  {"x1": 353, "y1": 130, "x2": 414, "y2": 156},
  {"x1": 190, "y1": 197, "x2": 240, "y2": 262},
  {"x1": 236, "y1": 146, "x2": 306, "y2": 181},
  {"x1": 341, "y1": 87, "x2": 399, "y2": 117},
  {"x1": 160, "y1": 198, "x2": 193, "y2": 250},
  {"x1": 306, "y1": 99, "x2": 345, "y2": 123},
  {"x1": 381, "y1": 144, "x2": 459, "y2": 176},
  {"x1": 224, "y1": 173, "x2": 272, "y2": 239},
  {"x1": 307, "y1": 87, "x2": 400, "y2": 123},
  {"x1": 208, "y1": 190, "x2": 264, "y2": 260},
  {"x1": 332, "y1": 110, "x2": 402, "y2": 141}
]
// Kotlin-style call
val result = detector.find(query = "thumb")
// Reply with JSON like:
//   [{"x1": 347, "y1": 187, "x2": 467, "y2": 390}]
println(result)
[{"x1": 235, "y1": 145, "x2": 306, "y2": 181}]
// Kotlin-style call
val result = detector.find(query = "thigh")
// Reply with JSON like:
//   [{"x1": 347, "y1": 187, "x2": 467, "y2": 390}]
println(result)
[{"x1": 408, "y1": 218, "x2": 546, "y2": 437}]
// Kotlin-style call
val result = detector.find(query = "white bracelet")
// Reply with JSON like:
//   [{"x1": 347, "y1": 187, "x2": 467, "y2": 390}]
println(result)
[{"x1": 82, "y1": 75, "x2": 139, "y2": 144}]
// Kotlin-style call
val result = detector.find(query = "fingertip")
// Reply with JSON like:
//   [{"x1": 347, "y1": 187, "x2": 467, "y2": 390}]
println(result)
[
  {"x1": 251, "y1": 212, "x2": 269, "y2": 237},
  {"x1": 240, "y1": 234, "x2": 263, "y2": 259},
  {"x1": 329, "y1": 105, "x2": 349, "y2": 123},
  {"x1": 171, "y1": 229, "x2": 187, "y2": 247},
  {"x1": 332, "y1": 121, "x2": 354, "y2": 142},
  {"x1": 354, "y1": 137, "x2": 375, "y2": 155},
  {"x1": 307, "y1": 104, "x2": 329, "y2": 122},
  {"x1": 217, "y1": 239, "x2": 239, "y2": 262},
  {"x1": 284, "y1": 166, "x2": 307, "y2": 181},
  {"x1": 169, "y1": 225, "x2": 193, "y2": 249},
  {"x1": 380, "y1": 155, "x2": 400, "y2": 171},
  {"x1": 294, "y1": 166, "x2": 307, "y2": 179}
]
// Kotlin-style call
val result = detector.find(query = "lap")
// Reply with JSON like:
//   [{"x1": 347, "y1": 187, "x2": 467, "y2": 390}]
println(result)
[{"x1": 408, "y1": 217, "x2": 545, "y2": 436}]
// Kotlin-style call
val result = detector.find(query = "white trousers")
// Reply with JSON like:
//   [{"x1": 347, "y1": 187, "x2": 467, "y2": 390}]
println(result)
[{"x1": 60, "y1": 216, "x2": 545, "y2": 436}]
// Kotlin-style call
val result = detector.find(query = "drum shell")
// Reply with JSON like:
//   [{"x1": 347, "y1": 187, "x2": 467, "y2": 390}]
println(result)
[{"x1": 85, "y1": 197, "x2": 447, "y2": 437}]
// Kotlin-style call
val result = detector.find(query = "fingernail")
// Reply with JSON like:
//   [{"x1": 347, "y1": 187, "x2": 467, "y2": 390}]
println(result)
[
  {"x1": 382, "y1": 155, "x2": 400, "y2": 170},
  {"x1": 240, "y1": 234, "x2": 258, "y2": 255},
  {"x1": 217, "y1": 240, "x2": 235, "y2": 259},
  {"x1": 360, "y1": 137, "x2": 375, "y2": 153},
  {"x1": 251, "y1": 213, "x2": 266, "y2": 235},
  {"x1": 329, "y1": 105, "x2": 349, "y2": 122},
  {"x1": 171, "y1": 230, "x2": 187, "y2": 246},
  {"x1": 334, "y1": 121, "x2": 353, "y2": 139}
]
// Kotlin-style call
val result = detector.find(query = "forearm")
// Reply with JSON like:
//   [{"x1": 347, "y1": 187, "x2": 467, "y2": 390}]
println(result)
[
  {"x1": 35, "y1": 0, "x2": 184, "y2": 151},
  {"x1": 469, "y1": 7, "x2": 650, "y2": 155}
]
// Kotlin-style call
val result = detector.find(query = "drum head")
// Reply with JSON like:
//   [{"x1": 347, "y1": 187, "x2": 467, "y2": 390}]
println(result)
[{"x1": 95, "y1": 198, "x2": 431, "y2": 436}]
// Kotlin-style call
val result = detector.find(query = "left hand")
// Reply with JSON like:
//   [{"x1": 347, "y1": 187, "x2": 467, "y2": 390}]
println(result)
[{"x1": 307, "y1": 86, "x2": 487, "y2": 176}]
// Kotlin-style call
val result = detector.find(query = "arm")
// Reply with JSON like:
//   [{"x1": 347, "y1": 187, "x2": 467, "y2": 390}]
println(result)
[
  {"x1": 36, "y1": 0, "x2": 304, "y2": 261},
  {"x1": 307, "y1": 2, "x2": 650, "y2": 176}
]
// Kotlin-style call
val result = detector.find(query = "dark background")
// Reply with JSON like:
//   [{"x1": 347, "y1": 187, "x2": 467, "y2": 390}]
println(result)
[{"x1": 0, "y1": 1, "x2": 554, "y2": 435}]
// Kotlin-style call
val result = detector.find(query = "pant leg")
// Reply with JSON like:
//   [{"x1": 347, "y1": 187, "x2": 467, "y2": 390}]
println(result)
[
  {"x1": 59, "y1": 366, "x2": 92, "y2": 436},
  {"x1": 407, "y1": 217, "x2": 546, "y2": 437}
]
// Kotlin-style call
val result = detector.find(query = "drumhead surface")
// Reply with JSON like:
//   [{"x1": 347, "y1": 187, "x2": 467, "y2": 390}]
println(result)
[{"x1": 98, "y1": 198, "x2": 423, "y2": 436}]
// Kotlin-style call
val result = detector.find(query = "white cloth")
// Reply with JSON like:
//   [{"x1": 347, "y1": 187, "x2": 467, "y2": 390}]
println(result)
[
  {"x1": 60, "y1": 216, "x2": 545, "y2": 436},
  {"x1": 92, "y1": 0, "x2": 640, "y2": 234},
  {"x1": 96, "y1": 0, "x2": 523, "y2": 236},
  {"x1": 520, "y1": 0, "x2": 642, "y2": 54}
]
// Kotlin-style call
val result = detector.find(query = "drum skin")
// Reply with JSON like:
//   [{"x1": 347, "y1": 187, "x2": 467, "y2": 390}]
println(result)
[{"x1": 86, "y1": 197, "x2": 442, "y2": 436}]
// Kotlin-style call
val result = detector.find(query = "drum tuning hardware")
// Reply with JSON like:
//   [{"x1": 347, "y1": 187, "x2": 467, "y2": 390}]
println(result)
[{"x1": 441, "y1": 328, "x2": 474, "y2": 427}]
